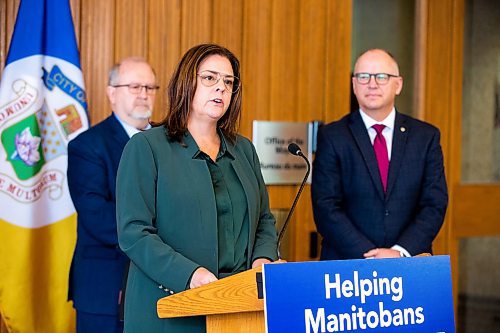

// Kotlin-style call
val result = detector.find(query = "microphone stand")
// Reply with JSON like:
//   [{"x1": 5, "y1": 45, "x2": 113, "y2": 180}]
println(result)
[{"x1": 277, "y1": 145, "x2": 311, "y2": 260}]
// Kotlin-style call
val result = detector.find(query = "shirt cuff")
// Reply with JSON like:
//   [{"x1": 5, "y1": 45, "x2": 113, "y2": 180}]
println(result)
[{"x1": 392, "y1": 245, "x2": 411, "y2": 257}]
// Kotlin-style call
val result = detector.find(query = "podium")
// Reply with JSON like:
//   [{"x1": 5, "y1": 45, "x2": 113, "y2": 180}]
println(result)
[
  {"x1": 157, "y1": 266, "x2": 265, "y2": 333},
  {"x1": 158, "y1": 256, "x2": 454, "y2": 332}
]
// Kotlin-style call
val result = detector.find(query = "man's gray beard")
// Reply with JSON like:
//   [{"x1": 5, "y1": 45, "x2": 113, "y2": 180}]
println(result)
[{"x1": 132, "y1": 109, "x2": 152, "y2": 120}]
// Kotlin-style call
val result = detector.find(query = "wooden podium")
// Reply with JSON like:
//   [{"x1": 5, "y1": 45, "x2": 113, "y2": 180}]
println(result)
[{"x1": 157, "y1": 266, "x2": 265, "y2": 333}]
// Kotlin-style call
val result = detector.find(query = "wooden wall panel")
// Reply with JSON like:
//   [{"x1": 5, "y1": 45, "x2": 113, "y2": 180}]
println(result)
[
  {"x1": 115, "y1": 0, "x2": 148, "y2": 59},
  {"x1": 212, "y1": 0, "x2": 243, "y2": 57},
  {"x1": 424, "y1": 0, "x2": 454, "y2": 256},
  {"x1": 447, "y1": 0, "x2": 465, "y2": 203},
  {"x1": 181, "y1": 0, "x2": 212, "y2": 50},
  {"x1": 240, "y1": 0, "x2": 272, "y2": 137},
  {"x1": 266, "y1": 0, "x2": 301, "y2": 227},
  {"x1": 297, "y1": 0, "x2": 327, "y2": 122},
  {"x1": 324, "y1": 0, "x2": 352, "y2": 122},
  {"x1": 292, "y1": 1, "x2": 326, "y2": 260},
  {"x1": 80, "y1": 0, "x2": 115, "y2": 123},
  {"x1": 148, "y1": 0, "x2": 182, "y2": 122},
  {"x1": 453, "y1": 185, "x2": 500, "y2": 237},
  {"x1": 269, "y1": 0, "x2": 300, "y2": 121},
  {"x1": 69, "y1": 0, "x2": 81, "y2": 46},
  {"x1": 422, "y1": 0, "x2": 464, "y2": 257}
]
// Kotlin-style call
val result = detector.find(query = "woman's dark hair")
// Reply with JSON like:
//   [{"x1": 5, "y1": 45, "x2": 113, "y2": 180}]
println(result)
[{"x1": 157, "y1": 43, "x2": 242, "y2": 143}]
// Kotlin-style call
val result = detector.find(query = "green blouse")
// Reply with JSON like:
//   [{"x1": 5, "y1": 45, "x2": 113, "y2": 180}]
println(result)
[{"x1": 193, "y1": 133, "x2": 249, "y2": 278}]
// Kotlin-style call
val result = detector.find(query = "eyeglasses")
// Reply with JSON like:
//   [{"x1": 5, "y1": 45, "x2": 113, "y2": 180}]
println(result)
[
  {"x1": 353, "y1": 73, "x2": 399, "y2": 85},
  {"x1": 112, "y1": 83, "x2": 159, "y2": 95},
  {"x1": 197, "y1": 70, "x2": 240, "y2": 93}
]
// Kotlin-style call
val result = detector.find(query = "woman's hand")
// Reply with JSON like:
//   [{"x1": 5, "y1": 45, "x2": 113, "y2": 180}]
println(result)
[
  {"x1": 189, "y1": 267, "x2": 218, "y2": 289},
  {"x1": 252, "y1": 258, "x2": 272, "y2": 268}
]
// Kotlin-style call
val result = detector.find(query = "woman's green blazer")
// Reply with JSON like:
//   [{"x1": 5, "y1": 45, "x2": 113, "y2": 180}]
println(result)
[{"x1": 116, "y1": 127, "x2": 278, "y2": 333}]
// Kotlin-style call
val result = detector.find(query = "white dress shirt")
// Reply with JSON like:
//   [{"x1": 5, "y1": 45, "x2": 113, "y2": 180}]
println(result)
[
  {"x1": 359, "y1": 108, "x2": 395, "y2": 160},
  {"x1": 358, "y1": 108, "x2": 411, "y2": 257}
]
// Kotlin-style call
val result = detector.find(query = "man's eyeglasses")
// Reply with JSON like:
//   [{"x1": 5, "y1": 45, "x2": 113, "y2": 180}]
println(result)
[
  {"x1": 353, "y1": 73, "x2": 399, "y2": 85},
  {"x1": 112, "y1": 83, "x2": 159, "y2": 95},
  {"x1": 197, "y1": 70, "x2": 240, "y2": 93}
]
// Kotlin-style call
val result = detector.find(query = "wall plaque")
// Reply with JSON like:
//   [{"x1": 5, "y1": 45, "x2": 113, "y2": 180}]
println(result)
[{"x1": 252, "y1": 121, "x2": 312, "y2": 185}]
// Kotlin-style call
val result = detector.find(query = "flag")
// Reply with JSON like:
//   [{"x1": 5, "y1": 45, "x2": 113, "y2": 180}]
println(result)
[{"x1": 0, "y1": 0, "x2": 89, "y2": 331}]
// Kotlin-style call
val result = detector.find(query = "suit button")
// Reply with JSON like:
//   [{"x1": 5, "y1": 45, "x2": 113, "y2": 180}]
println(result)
[{"x1": 385, "y1": 210, "x2": 389, "y2": 216}]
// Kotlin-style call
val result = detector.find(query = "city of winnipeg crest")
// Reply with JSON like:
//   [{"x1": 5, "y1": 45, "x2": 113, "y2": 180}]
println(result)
[{"x1": 0, "y1": 56, "x2": 88, "y2": 228}]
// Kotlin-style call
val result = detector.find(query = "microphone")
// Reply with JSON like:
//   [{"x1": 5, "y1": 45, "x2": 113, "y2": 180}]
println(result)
[
  {"x1": 287, "y1": 142, "x2": 302, "y2": 156},
  {"x1": 277, "y1": 143, "x2": 311, "y2": 260}
]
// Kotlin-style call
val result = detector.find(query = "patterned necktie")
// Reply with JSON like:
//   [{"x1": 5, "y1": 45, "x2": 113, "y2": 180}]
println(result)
[{"x1": 372, "y1": 124, "x2": 389, "y2": 192}]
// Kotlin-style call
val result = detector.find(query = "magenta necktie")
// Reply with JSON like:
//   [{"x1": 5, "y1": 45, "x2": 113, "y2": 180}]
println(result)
[{"x1": 372, "y1": 124, "x2": 389, "y2": 192}]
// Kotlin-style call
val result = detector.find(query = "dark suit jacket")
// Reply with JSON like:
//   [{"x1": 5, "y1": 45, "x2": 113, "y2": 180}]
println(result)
[
  {"x1": 67, "y1": 114, "x2": 130, "y2": 315},
  {"x1": 311, "y1": 110, "x2": 448, "y2": 260},
  {"x1": 116, "y1": 127, "x2": 278, "y2": 333}
]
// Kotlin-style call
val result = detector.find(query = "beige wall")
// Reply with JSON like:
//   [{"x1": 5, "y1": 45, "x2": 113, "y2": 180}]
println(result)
[
  {"x1": 459, "y1": 0, "x2": 500, "y2": 300},
  {"x1": 462, "y1": 0, "x2": 500, "y2": 182},
  {"x1": 352, "y1": 0, "x2": 416, "y2": 117}
]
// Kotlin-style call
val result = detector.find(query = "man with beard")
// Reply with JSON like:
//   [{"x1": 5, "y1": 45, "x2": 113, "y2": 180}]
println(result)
[{"x1": 67, "y1": 57, "x2": 157, "y2": 332}]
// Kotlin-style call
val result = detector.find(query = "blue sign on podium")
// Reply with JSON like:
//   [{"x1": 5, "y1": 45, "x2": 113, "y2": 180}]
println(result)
[{"x1": 263, "y1": 256, "x2": 454, "y2": 333}]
